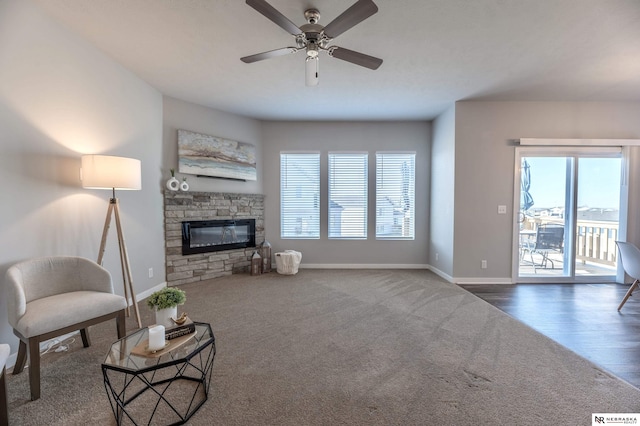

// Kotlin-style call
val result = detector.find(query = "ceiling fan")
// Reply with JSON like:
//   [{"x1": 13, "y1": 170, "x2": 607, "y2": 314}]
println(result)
[{"x1": 241, "y1": 0, "x2": 383, "y2": 86}]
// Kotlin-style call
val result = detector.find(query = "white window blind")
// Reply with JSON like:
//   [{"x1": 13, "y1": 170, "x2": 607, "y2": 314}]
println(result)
[
  {"x1": 328, "y1": 152, "x2": 368, "y2": 239},
  {"x1": 280, "y1": 152, "x2": 320, "y2": 239},
  {"x1": 376, "y1": 152, "x2": 415, "y2": 239}
]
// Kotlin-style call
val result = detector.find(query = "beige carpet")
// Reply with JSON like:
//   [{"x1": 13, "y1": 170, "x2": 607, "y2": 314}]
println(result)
[{"x1": 6, "y1": 269, "x2": 640, "y2": 425}]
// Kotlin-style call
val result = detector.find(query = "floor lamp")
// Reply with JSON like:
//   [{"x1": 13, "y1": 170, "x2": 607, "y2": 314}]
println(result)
[{"x1": 81, "y1": 155, "x2": 143, "y2": 328}]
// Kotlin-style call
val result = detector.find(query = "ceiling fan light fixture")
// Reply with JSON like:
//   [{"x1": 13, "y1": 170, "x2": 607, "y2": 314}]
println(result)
[
  {"x1": 306, "y1": 41, "x2": 319, "y2": 58},
  {"x1": 305, "y1": 56, "x2": 319, "y2": 86}
]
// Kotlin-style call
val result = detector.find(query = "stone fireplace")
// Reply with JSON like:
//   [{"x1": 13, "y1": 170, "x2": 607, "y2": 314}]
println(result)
[{"x1": 164, "y1": 191, "x2": 264, "y2": 286}]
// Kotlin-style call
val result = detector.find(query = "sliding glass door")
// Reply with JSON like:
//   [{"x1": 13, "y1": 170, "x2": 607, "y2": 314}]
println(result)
[
  {"x1": 514, "y1": 148, "x2": 623, "y2": 282},
  {"x1": 574, "y1": 157, "x2": 621, "y2": 276}
]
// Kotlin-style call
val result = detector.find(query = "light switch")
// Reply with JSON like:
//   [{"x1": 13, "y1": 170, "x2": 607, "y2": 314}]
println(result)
[{"x1": 498, "y1": 205, "x2": 507, "y2": 214}]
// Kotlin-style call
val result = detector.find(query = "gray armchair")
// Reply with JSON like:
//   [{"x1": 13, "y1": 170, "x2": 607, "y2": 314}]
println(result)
[{"x1": 5, "y1": 256, "x2": 127, "y2": 400}]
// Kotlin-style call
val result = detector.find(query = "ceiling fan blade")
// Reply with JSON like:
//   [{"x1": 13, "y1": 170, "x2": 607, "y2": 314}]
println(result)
[
  {"x1": 241, "y1": 47, "x2": 298, "y2": 63},
  {"x1": 246, "y1": 0, "x2": 303, "y2": 36},
  {"x1": 329, "y1": 47, "x2": 383, "y2": 70},
  {"x1": 323, "y1": 0, "x2": 378, "y2": 39}
]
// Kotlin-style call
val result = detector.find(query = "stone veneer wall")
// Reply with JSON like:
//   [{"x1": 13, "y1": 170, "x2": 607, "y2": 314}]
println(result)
[{"x1": 164, "y1": 191, "x2": 265, "y2": 286}]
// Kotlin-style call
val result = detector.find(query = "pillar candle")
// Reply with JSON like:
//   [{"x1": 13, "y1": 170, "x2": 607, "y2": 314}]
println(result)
[{"x1": 148, "y1": 325, "x2": 165, "y2": 351}]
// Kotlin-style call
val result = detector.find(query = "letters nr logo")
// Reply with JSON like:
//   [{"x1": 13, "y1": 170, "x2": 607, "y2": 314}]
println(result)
[{"x1": 594, "y1": 416, "x2": 605, "y2": 424}]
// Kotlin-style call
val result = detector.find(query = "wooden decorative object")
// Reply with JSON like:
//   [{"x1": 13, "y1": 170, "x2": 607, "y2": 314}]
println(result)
[{"x1": 130, "y1": 330, "x2": 197, "y2": 358}]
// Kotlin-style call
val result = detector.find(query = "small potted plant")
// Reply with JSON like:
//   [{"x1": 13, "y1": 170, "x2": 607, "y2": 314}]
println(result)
[{"x1": 147, "y1": 286, "x2": 186, "y2": 327}]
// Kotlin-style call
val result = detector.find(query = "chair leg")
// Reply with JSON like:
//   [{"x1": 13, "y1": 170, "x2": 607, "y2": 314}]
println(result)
[
  {"x1": 27, "y1": 338, "x2": 40, "y2": 401},
  {"x1": 80, "y1": 329, "x2": 91, "y2": 348},
  {"x1": 116, "y1": 310, "x2": 126, "y2": 339},
  {"x1": 618, "y1": 279, "x2": 639, "y2": 311},
  {"x1": 12, "y1": 340, "x2": 27, "y2": 375},
  {"x1": 0, "y1": 366, "x2": 8, "y2": 426}
]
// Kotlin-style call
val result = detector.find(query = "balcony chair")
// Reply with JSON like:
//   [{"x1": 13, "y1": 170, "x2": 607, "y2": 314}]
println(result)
[
  {"x1": 1, "y1": 343, "x2": 9, "y2": 426},
  {"x1": 615, "y1": 241, "x2": 640, "y2": 311},
  {"x1": 522, "y1": 224, "x2": 565, "y2": 272},
  {"x1": 5, "y1": 256, "x2": 127, "y2": 400}
]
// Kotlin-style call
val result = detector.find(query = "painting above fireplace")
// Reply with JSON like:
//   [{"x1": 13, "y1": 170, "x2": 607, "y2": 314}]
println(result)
[{"x1": 177, "y1": 129, "x2": 257, "y2": 181}]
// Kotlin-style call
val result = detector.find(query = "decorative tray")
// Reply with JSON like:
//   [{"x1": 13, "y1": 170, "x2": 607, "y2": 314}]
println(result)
[{"x1": 130, "y1": 330, "x2": 197, "y2": 358}]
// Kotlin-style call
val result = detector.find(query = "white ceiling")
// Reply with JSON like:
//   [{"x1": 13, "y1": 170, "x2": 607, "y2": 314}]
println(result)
[{"x1": 32, "y1": 0, "x2": 640, "y2": 121}]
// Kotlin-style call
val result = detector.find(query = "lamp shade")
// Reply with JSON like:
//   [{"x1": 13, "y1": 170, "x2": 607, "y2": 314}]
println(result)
[{"x1": 81, "y1": 155, "x2": 141, "y2": 190}]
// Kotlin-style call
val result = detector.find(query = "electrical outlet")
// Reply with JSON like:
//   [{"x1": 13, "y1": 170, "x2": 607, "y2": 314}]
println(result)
[
  {"x1": 498, "y1": 205, "x2": 507, "y2": 214},
  {"x1": 148, "y1": 268, "x2": 154, "y2": 278},
  {"x1": 481, "y1": 260, "x2": 487, "y2": 269}
]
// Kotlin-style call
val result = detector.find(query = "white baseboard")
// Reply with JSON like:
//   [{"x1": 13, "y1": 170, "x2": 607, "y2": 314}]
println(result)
[
  {"x1": 426, "y1": 265, "x2": 454, "y2": 282},
  {"x1": 423, "y1": 265, "x2": 514, "y2": 285},
  {"x1": 296, "y1": 264, "x2": 513, "y2": 285},
  {"x1": 299, "y1": 264, "x2": 430, "y2": 269},
  {"x1": 454, "y1": 277, "x2": 514, "y2": 285}
]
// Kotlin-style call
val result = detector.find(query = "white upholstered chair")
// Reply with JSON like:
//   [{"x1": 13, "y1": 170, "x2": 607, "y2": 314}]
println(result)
[
  {"x1": 1, "y1": 343, "x2": 9, "y2": 426},
  {"x1": 5, "y1": 256, "x2": 127, "y2": 400}
]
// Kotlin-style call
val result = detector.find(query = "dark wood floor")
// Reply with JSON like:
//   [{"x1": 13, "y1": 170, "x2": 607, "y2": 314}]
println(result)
[{"x1": 460, "y1": 282, "x2": 640, "y2": 389}]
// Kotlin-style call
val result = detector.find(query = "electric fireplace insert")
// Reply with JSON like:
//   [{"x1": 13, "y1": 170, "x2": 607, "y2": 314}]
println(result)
[{"x1": 181, "y1": 219, "x2": 255, "y2": 255}]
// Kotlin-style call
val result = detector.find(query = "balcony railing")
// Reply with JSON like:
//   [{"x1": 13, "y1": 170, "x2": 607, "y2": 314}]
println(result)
[
  {"x1": 576, "y1": 220, "x2": 618, "y2": 266},
  {"x1": 523, "y1": 217, "x2": 619, "y2": 267}
]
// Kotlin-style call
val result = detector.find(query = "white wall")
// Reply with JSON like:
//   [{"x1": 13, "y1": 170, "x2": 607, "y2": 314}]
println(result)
[
  {"x1": 452, "y1": 101, "x2": 640, "y2": 281},
  {"x1": 162, "y1": 96, "x2": 263, "y2": 194},
  {"x1": 0, "y1": 0, "x2": 165, "y2": 355},
  {"x1": 429, "y1": 105, "x2": 456, "y2": 279},
  {"x1": 262, "y1": 121, "x2": 431, "y2": 267}
]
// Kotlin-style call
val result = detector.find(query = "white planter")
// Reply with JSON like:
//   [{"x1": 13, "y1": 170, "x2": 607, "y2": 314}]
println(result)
[
  {"x1": 166, "y1": 177, "x2": 179, "y2": 191},
  {"x1": 155, "y1": 306, "x2": 178, "y2": 328},
  {"x1": 180, "y1": 180, "x2": 189, "y2": 191}
]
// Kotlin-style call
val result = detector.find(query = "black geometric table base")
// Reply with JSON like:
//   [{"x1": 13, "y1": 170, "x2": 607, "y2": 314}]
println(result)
[{"x1": 102, "y1": 323, "x2": 216, "y2": 426}]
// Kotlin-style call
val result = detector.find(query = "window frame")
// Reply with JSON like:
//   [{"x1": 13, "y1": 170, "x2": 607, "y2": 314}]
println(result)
[
  {"x1": 280, "y1": 151, "x2": 321, "y2": 239},
  {"x1": 328, "y1": 151, "x2": 368, "y2": 240},
  {"x1": 375, "y1": 151, "x2": 416, "y2": 240}
]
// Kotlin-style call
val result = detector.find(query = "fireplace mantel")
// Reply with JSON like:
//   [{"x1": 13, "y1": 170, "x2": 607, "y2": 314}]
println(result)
[{"x1": 164, "y1": 191, "x2": 265, "y2": 286}]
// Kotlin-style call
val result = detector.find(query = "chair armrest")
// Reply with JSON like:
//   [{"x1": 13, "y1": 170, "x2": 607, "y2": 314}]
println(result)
[{"x1": 76, "y1": 258, "x2": 115, "y2": 294}]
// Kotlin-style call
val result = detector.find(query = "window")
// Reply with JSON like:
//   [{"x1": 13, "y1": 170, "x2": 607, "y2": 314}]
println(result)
[
  {"x1": 328, "y1": 152, "x2": 368, "y2": 239},
  {"x1": 376, "y1": 152, "x2": 415, "y2": 239},
  {"x1": 280, "y1": 152, "x2": 320, "y2": 239}
]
